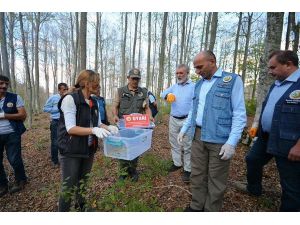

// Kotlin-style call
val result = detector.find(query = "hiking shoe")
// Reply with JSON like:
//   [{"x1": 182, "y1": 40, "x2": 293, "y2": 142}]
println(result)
[
  {"x1": 9, "y1": 180, "x2": 27, "y2": 194},
  {"x1": 168, "y1": 164, "x2": 182, "y2": 172},
  {"x1": 232, "y1": 181, "x2": 261, "y2": 197},
  {"x1": 184, "y1": 205, "x2": 203, "y2": 212},
  {"x1": 0, "y1": 185, "x2": 8, "y2": 197},
  {"x1": 129, "y1": 169, "x2": 139, "y2": 182},
  {"x1": 182, "y1": 171, "x2": 191, "y2": 183}
]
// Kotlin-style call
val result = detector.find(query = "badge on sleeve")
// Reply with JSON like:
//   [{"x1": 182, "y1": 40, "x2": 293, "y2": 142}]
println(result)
[
  {"x1": 6, "y1": 102, "x2": 14, "y2": 107},
  {"x1": 289, "y1": 90, "x2": 300, "y2": 100},
  {"x1": 223, "y1": 75, "x2": 232, "y2": 83}
]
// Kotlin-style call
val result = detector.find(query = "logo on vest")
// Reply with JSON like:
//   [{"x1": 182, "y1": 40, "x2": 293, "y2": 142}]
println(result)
[
  {"x1": 223, "y1": 76, "x2": 232, "y2": 83},
  {"x1": 6, "y1": 102, "x2": 14, "y2": 108},
  {"x1": 138, "y1": 92, "x2": 144, "y2": 97},
  {"x1": 289, "y1": 90, "x2": 300, "y2": 100}
]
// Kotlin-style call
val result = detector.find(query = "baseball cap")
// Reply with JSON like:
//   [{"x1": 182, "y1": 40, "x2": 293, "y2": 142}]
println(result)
[{"x1": 128, "y1": 68, "x2": 141, "y2": 78}]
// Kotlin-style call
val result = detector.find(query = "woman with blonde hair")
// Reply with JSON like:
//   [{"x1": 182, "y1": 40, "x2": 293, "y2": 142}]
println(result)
[{"x1": 57, "y1": 69, "x2": 118, "y2": 211}]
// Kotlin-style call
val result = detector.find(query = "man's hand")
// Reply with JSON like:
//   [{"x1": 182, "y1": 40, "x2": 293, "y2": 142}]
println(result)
[
  {"x1": 248, "y1": 127, "x2": 258, "y2": 138},
  {"x1": 113, "y1": 115, "x2": 119, "y2": 123},
  {"x1": 288, "y1": 142, "x2": 300, "y2": 161},
  {"x1": 0, "y1": 112, "x2": 4, "y2": 119},
  {"x1": 177, "y1": 132, "x2": 184, "y2": 145},
  {"x1": 166, "y1": 93, "x2": 176, "y2": 103},
  {"x1": 92, "y1": 127, "x2": 111, "y2": 139},
  {"x1": 107, "y1": 125, "x2": 119, "y2": 135},
  {"x1": 219, "y1": 143, "x2": 235, "y2": 160}
]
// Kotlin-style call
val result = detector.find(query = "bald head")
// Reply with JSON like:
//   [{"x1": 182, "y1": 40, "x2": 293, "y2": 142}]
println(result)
[{"x1": 193, "y1": 51, "x2": 218, "y2": 79}]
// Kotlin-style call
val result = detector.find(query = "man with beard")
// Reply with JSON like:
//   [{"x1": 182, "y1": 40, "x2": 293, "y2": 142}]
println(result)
[
  {"x1": 161, "y1": 64, "x2": 195, "y2": 183},
  {"x1": 0, "y1": 75, "x2": 27, "y2": 197}
]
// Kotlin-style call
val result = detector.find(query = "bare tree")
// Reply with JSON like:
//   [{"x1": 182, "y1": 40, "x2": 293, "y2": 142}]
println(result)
[
  {"x1": 204, "y1": 12, "x2": 212, "y2": 50},
  {"x1": 209, "y1": 12, "x2": 218, "y2": 51},
  {"x1": 252, "y1": 12, "x2": 284, "y2": 128},
  {"x1": 79, "y1": 12, "x2": 87, "y2": 71},
  {"x1": 121, "y1": 12, "x2": 128, "y2": 86},
  {"x1": 0, "y1": 12, "x2": 10, "y2": 82},
  {"x1": 232, "y1": 12, "x2": 243, "y2": 73},
  {"x1": 146, "y1": 12, "x2": 151, "y2": 89},
  {"x1": 285, "y1": 12, "x2": 294, "y2": 50},
  {"x1": 132, "y1": 12, "x2": 139, "y2": 67},
  {"x1": 19, "y1": 13, "x2": 33, "y2": 127},
  {"x1": 179, "y1": 12, "x2": 186, "y2": 64}
]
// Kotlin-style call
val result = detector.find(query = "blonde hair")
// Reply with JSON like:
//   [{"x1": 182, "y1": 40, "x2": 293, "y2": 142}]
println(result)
[{"x1": 75, "y1": 70, "x2": 100, "y2": 89}]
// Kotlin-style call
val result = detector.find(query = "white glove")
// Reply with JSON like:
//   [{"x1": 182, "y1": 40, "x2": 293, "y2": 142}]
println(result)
[
  {"x1": 0, "y1": 112, "x2": 4, "y2": 119},
  {"x1": 92, "y1": 127, "x2": 111, "y2": 139},
  {"x1": 177, "y1": 132, "x2": 184, "y2": 145},
  {"x1": 219, "y1": 143, "x2": 235, "y2": 160},
  {"x1": 107, "y1": 125, "x2": 119, "y2": 135}
]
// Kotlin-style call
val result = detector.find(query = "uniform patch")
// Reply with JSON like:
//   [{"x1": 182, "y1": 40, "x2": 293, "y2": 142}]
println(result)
[
  {"x1": 223, "y1": 75, "x2": 232, "y2": 83},
  {"x1": 133, "y1": 69, "x2": 139, "y2": 75},
  {"x1": 138, "y1": 92, "x2": 144, "y2": 97},
  {"x1": 289, "y1": 90, "x2": 300, "y2": 100},
  {"x1": 6, "y1": 102, "x2": 14, "y2": 107}
]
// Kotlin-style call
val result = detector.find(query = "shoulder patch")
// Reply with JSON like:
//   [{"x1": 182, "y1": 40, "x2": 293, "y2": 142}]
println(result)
[
  {"x1": 223, "y1": 75, "x2": 232, "y2": 83},
  {"x1": 289, "y1": 90, "x2": 300, "y2": 100}
]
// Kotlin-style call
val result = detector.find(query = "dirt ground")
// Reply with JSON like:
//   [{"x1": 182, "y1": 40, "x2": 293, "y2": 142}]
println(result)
[{"x1": 0, "y1": 113, "x2": 281, "y2": 212}]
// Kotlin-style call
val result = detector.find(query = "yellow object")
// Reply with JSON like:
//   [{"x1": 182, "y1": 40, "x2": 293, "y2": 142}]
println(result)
[
  {"x1": 166, "y1": 93, "x2": 176, "y2": 103},
  {"x1": 248, "y1": 127, "x2": 258, "y2": 138}
]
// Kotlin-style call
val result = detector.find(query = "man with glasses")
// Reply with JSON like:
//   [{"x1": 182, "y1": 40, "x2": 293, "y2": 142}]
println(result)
[
  {"x1": 161, "y1": 64, "x2": 195, "y2": 183},
  {"x1": 112, "y1": 68, "x2": 153, "y2": 182},
  {"x1": 179, "y1": 51, "x2": 246, "y2": 211},
  {"x1": 0, "y1": 75, "x2": 27, "y2": 197},
  {"x1": 43, "y1": 83, "x2": 68, "y2": 167}
]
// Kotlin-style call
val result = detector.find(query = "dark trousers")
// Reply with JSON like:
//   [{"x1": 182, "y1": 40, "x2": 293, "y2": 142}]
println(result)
[
  {"x1": 245, "y1": 136, "x2": 273, "y2": 196},
  {"x1": 58, "y1": 153, "x2": 94, "y2": 212},
  {"x1": 0, "y1": 132, "x2": 27, "y2": 186},
  {"x1": 50, "y1": 119, "x2": 59, "y2": 164},
  {"x1": 275, "y1": 156, "x2": 300, "y2": 212},
  {"x1": 119, "y1": 157, "x2": 139, "y2": 175}
]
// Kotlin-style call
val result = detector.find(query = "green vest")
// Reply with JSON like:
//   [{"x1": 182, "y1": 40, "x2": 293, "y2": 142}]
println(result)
[{"x1": 118, "y1": 85, "x2": 148, "y2": 118}]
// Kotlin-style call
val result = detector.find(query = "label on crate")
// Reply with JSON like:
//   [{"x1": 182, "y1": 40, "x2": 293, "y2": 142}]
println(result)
[{"x1": 123, "y1": 114, "x2": 150, "y2": 128}]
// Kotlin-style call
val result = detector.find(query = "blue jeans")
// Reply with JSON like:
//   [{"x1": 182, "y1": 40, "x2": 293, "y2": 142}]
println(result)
[
  {"x1": 275, "y1": 156, "x2": 300, "y2": 212},
  {"x1": 245, "y1": 136, "x2": 273, "y2": 196},
  {"x1": 50, "y1": 119, "x2": 59, "y2": 164},
  {"x1": 0, "y1": 132, "x2": 27, "y2": 186}
]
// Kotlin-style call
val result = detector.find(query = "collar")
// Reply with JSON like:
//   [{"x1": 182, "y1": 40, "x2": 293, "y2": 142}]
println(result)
[
  {"x1": 275, "y1": 68, "x2": 300, "y2": 86},
  {"x1": 203, "y1": 68, "x2": 222, "y2": 81},
  {"x1": 177, "y1": 79, "x2": 192, "y2": 86}
]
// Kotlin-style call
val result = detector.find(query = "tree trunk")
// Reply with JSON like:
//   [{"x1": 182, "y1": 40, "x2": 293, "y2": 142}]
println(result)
[
  {"x1": 34, "y1": 12, "x2": 41, "y2": 113},
  {"x1": 252, "y1": 12, "x2": 284, "y2": 128},
  {"x1": 241, "y1": 13, "x2": 253, "y2": 84},
  {"x1": 79, "y1": 12, "x2": 87, "y2": 71},
  {"x1": 44, "y1": 38, "x2": 49, "y2": 99},
  {"x1": 209, "y1": 12, "x2": 218, "y2": 51},
  {"x1": 138, "y1": 13, "x2": 142, "y2": 68},
  {"x1": 146, "y1": 12, "x2": 151, "y2": 89},
  {"x1": 232, "y1": 12, "x2": 243, "y2": 73},
  {"x1": 8, "y1": 13, "x2": 16, "y2": 92},
  {"x1": 0, "y1": 12, "x2": 11, "y2": 82},
  {"x1": 179, "y1": 12, "x2": 186, "y2": 64},
  {"x1": 285, "y1": 12, "x2": 292, "y2": 50},
  {"x1": 204, "y1": 12, "x2": 212, "y2": 50},
  {"x1": 132, "y1": 12, "x2": 139, "y2": 68},
  {"x1": 121, "y1": 12, "x2": 128, "y2": 86},
  {"x1": 200, "y1": 12, "x2": 206, "y2": 51},
  {"x1": 19, "y1": 13, "x2": 33, "y2": 128},
  {"x1": 151, "y1": 13, "x2": 158, "y2": 91},
  {"x1": 94, "y1": 12, "x2": 100, "y2": 71}
]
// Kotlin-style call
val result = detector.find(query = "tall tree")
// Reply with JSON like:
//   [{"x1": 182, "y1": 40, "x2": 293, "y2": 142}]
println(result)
[
  {"x1": 34, "y1": 12, "x2": 41, "y2": 112},
  {"x1": 94, "y1": 12, "x2": 101, "y2": 71},
  {"x1": 0, "y1": 12, "x2": 10, "y2": 82},
  {"x1": 179, "y1": 12, "x2": 186, "y2": 64},
  {"x1": 79, "y1": 12, "x2": 87, "y2": 71},
  {"x1": 8, "y1": 12, "x2": 17, "y2": 92},
  {"x1": 43, "y1": 37, "x2": 49, "y2": 98},
  {"x1": 209, "y1": 12, "x2": 218, "y2": 51},
  {"x1": 132, "y1": 12, "x2": 139, "y2": 67},
  {"x1": 146, "y1": 12, "x2": 151, "y2": 89},
  {"x1": 252, "y1": 12, "x2": 284, "y2": 128},
  {"x1": 285, "y1": 12, "x2": 293, "y2": 50},
  {"x1": 241, "y1": 13, "x2": 253, "y2": 84},
  {"x1": 232, "y1": 12, "x2": 243, "y2": 73},
  {"x1": 204, "y1": 12, "x2": 212, "y2": 50},
  {"x1": 19, "y1": 12, "x2": 33, "y2": 127},
  {"x1": 121, "y1": 12, "x2": 128, "y2": 86},
  {"x1": 200, "y1": 12, "x2": 207, "y2": 51},
  {"x1": 137, "y1": 13, "x2": 142, "y2": 68}
]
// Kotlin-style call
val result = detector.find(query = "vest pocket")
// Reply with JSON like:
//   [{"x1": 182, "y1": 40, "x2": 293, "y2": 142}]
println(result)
[
  {"x1": 278, "y1": 130, "x2": 299, "y2": 157},
  {"x1": 216, "y1": 117, "x2": 232, "y2": 138},
  {"x1": 212, "y1": 92, "x2": 230, "y2": 109}
]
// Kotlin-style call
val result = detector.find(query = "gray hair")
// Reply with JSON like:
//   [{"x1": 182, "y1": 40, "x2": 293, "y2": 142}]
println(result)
[{"x1": 176, "y1": 64, "x2": 190, "y2": 74}]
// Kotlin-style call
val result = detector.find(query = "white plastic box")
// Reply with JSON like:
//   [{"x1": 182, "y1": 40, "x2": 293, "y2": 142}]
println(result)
[{"x1": 103, "y1": 128, "x2": 153, "y2": 160}]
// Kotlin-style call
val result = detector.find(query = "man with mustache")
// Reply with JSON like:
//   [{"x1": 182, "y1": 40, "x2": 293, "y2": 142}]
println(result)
[{"x1": 0, "y1": 75, "x2": 27, "y2": 197}]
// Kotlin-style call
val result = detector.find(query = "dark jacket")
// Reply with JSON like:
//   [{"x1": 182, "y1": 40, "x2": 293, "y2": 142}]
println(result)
[
  {"x1": 57, "y1": 90, "x2": 99, "y2": 158},
  {"x1": 2, "y1": 92, "x2": 26, "y2": 135}
]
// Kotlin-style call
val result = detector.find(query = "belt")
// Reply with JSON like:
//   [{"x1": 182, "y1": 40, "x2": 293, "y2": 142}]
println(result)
[{"x1": 172, "y1": 115, "x2": 188, "y2": 120}]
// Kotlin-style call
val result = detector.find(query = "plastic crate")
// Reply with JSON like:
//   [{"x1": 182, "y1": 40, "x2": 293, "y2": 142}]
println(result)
[{"x1": 103, "y1": 128, "x2": 153, "y2": 160}]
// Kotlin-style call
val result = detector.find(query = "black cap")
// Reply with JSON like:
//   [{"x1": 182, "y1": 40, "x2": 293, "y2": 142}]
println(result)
[{"x1": 128, "y1": 68, "x2": 141, "y2": 78}]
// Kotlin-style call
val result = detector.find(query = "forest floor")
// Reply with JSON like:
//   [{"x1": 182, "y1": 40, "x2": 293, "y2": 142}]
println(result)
[{"x1": 0, "y1": 113, "x2": 281, "y2": 212}]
